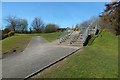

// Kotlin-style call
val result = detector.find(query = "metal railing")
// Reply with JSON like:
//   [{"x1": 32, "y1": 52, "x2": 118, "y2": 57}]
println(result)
[
  {"x1": 58, "y1": 30, "x2": 74, "y2": 44},
  {"x1": 81, "y1": 25, "x2": 98, "y2": 44},
  {"x1": 58, "y1": 25, "x2": 98, "y2": 45},
  {"x1": 69, "y1": 31, "x2": 81, "y2": 44}
]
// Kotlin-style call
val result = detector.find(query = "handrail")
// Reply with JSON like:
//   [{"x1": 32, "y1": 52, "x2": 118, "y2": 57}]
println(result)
[
  {"x1": 59, "y1": 30, "x2": 74, "y2": 44},
  {"x1": 58, "y1": 25, "x2": 99, "y2": 45},
  {"x1": 69, "y1": 31, "x2": 81, "y2": 44}
]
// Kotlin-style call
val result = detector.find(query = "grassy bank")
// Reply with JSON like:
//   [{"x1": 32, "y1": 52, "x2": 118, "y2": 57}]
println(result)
[
  {"x1": 2, "y1": 32, "x2": 61, "y2": 54},
  {"x1": 2, "y1": 34, "x2": 31, "y2": 54},
  {"x1": 27, "y1": 32, "x2": 62, "y2": 42},
  {"x1": 37, "y1": 31, "x2": 118, "y2": 78}
]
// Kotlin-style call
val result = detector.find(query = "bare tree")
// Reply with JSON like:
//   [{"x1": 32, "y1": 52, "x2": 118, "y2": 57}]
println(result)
[
  {"x1": 80, "y1": 20, "x2": 90, "y2": 32},
  {"x1": 31, "y1": 17, "x2": 44, "y2": 33},
  {"x1": 16, "y1": 19, "x2": 28, "y2": 33},
  {"x1": 29, "y1": 27, "x2": 32, "y2": 33},
  {"x1": 90, "y1": 17, "x2": 101, "y2": 30},
  {"x1": 75, "y1": 24, "x2": 79, "y2": 28},
  {"x1": 21, "y1": 19, "x2": 28, "y2": 33},
  {"x1": 5, "y1": 15, "x2": 18, "y2": 31},
  {"x1": 100, "y1": 1, "x2": 120, "y2": 35}
]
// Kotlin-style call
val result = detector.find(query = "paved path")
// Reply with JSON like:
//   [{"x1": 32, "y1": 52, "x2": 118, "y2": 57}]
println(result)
[{"x1": 2, "y1": 36, "x2": 81, "y2": 78}]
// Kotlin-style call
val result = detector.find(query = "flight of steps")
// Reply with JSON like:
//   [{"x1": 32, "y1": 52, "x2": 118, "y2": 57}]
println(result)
[
  {"x1": 70, "y1": 34, "x2": 83, "y2": 47},
  {"x1": 58, "y1": 31, "x2": 83, "y2": 47}
]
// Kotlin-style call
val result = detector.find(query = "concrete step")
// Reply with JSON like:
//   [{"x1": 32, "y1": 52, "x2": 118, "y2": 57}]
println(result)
[{"x1": 70, "y1": 43, "x2": 83, "y2": 47}]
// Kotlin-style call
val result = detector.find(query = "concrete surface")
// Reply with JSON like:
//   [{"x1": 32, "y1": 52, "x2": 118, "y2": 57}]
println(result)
[{"x1": 2, "y1": 36, "x2": 80, "y2": 78}]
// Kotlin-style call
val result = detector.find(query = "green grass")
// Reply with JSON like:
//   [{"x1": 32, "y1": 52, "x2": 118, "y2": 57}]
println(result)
[
  {"x1": 33, "y1": 32, "x2": 62, "y2": 42},
  {"x1": 2, "y1": 32, "x2": 61, "y2": 54},
  {"x1": 87, "y1": 35, "x2": 98, "y2": 46},
  {"x1": 37, "y1": 31, "x2": 118, "y2": 78},
  {"x1": 16, "y1": 32, "x2": 62, "y2": 42},
  {"x1": 2, "y1": 34, "x2": 32, "y2": 54}
]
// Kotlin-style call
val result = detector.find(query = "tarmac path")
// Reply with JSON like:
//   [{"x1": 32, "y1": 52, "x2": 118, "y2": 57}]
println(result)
[{"x1": 2, "y1": 36, "x2": 80, "y2": 78}]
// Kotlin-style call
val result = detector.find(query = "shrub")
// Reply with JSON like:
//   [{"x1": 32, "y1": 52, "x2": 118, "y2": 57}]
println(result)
[
  {"x1": 7, "y1": 31, "x2": 15, "y2": 37},
  {"x1": 2, "y1": 31, "x2": 15, "y2": 39},
  {"x1": 44, "y1": 24, "x2": 59, "y2": 33},
  {"x1": 2, "y1": 34, "x2": 8, "y2": 39},
  {"x1": 3, "y1": 27, "x2": 11, "y2": 34}
]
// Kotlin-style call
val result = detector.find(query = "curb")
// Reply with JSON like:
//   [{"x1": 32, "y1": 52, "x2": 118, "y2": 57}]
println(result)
[{"x1": 24, "y1": 47, "x2": 81, "y2": 80}]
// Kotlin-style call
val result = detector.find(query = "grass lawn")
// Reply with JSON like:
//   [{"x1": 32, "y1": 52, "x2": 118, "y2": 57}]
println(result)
[
  {"x1": 2, "y1": 32, "x2": 62, "y2": 54},
  {"x1": 2, "y1": 34, "x2": 32, "y2": 54},
  {"x1": 37, "y1": 31, "x2": 118, "y2": 78},
  {"x1": 27, "y1": 32, "x2": 62, "y2": 42}
]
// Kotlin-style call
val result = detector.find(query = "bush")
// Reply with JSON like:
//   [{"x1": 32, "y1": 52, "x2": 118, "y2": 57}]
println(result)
[
  {"x1": 7, "y1": 31, "x2": 15, "y2": 37},
  {"x1": 3, "y1": 27, "x2": 11, "y2": 34},
  {"x1": 2, "y1": 34, "x2": 8, "y2": 39},
  {"x1": 44, "y1": 24, "x2": 58, "y2": 33},
  {"x1": 2, "y1": 31, "x2": 15, "y2": 39}
]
